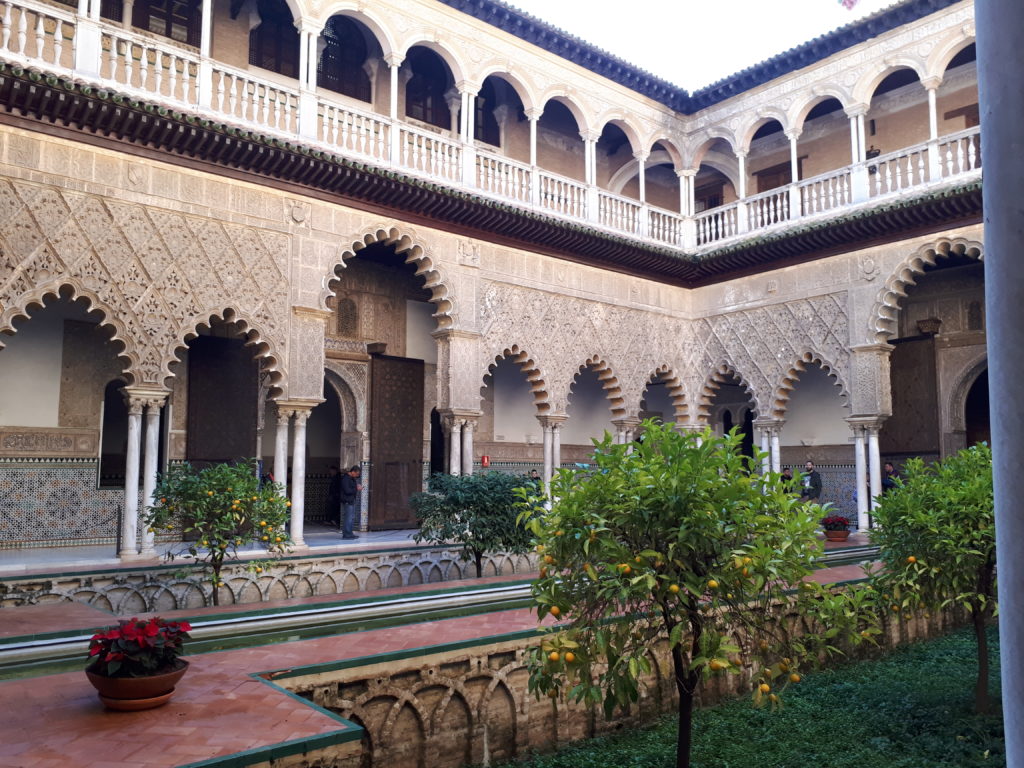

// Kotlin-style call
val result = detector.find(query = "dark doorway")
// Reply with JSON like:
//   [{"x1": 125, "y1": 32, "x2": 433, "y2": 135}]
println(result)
[
  {"x1": 369, "y1": 354, "x2": 424, "y2": 528},
  {"x1": 186, "y1": 335, "x2": 259, "y2": 465},
  {"x1": 965, "y1": 369, "x2": 990, "y2": 447},
  {"x1": 429, "y1": 407, "x2": 445, "y2": 476}
]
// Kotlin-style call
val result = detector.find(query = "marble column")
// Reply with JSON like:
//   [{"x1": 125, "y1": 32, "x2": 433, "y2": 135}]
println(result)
[
  {"x1": 289, "y1": 409, "x2": 309, "y2": 547},
  {"x1": 759, "y1": 425, "x2": 771, "y2": 474},
  {"x1": 139, "y1": 395, "x2": 168, "y2": 557},
  {"x1": 274, "y1": 406, "x2": 290, "y2": 498},
  {"x1": 461, "y1": 418, "x2": 476, "y2": 476},
  {"x1": 119, "y1": 397, "x2": 143, "y2": 559},
  {"x1": 770, "y1": 427, "x2": 781, "y2": 474},
  {"x1": 540, "y1": 418, "x2": 554, "y2": 489},
  {"x1": 977, "y1": 3, "x2": 1024, "y2": 754},
  {"x1": 867, "y1": 424, "x2": 882, "y2": 510},
  {"x1": 449, "y1": 418, "x2": 462, "y2": 476},
  {"x1": 552, "y1": 422, "x2": 562, "y2": 472},
  {"x1": 848, "y1": 421, "x2": 869, "y2": 530}
]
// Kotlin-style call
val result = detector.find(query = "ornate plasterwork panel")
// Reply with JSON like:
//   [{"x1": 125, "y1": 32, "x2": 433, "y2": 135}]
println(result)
[
  {"x1": 689, "y1": 294, "x2": 850, "y2": 419},
  {"x1": 0, "y1": 179, "x2": 291, "y2": 392},
  {"x1": 480, "y1": 281, "x2": 689, "y2": 417}
]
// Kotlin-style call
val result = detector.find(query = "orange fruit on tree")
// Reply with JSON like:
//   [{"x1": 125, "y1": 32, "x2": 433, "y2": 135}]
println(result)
[
  {"x1": 707, "y1": 579, "x2": 719, "y2": 589},
  {"x1": 564, "y1": 652, "x2": 576, "y2": 663},
  {"x1": 548, "y1": 651, "x2": 560, "y2": 662},
  {"x1": 759, "y1": 683, "x2": 771, "y2": 693},
  {"x1": 789, "y1": 673, "x2": 801, "y2": 683},
  {"x1": 549, "y1": 606, "x2": 561, "y2": 617},
  {"x1": 907, "y1": 556, "x2": 917, "y2": 564},
  {"x1": 668, "y1": 584, "x2": 680, "y2": 594}
]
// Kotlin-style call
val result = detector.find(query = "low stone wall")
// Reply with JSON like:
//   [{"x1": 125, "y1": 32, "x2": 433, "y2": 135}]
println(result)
[
  {"x1": 0, "y1": 547, "x2": 535, "y2": 612},
  {"x1": 277, "y1": 607, "x2": 966, "y2": 768}
]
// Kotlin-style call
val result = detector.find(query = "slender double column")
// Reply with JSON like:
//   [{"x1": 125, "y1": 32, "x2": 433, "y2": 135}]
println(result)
[
  {"x1": 753, "y1": 419, "x2": 784, "y2": 474},
  {"x1": 119, "y1": 387, "x2": 169, "y2": 561},
  {"x1": 847, "y1": 416, "x2": 885, "y2": 526},
  {"x1": 537, "y1": 415, "x2": 568, "y2": 493},
  {"x1": 442, "y1": 411, "x2": 481, "y2": 476}
]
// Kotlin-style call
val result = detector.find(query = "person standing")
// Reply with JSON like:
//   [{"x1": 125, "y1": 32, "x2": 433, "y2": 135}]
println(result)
[
  {"x1": 800, "y1": 460, "x2": 822, "y2": 502},
  {"x1": 340, "y1": 465, "x2": 363, "y2": 540},
  {"x1": 780, "y1": 466, "x2": 797, "y2": 494},
  {"x1": 881, "y1": 461, "x2": 899, "y2": 494}
]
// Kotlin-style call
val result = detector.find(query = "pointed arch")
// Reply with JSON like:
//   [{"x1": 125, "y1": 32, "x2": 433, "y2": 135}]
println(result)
[
  {"x1": 947, "y1": 351, "x2": 987, "y2": 435},
  {"x1": 322, "y1": 225, "x2": 455, "y2": 329},
  {"x1": 772, "y1": 350, "x2": 849, "y2": 419},
  {"x1": 324, "y1": 364, "x2": 363, "y2": 431},
  {"x1": 0, "y1": 279, "x2": 139, "y2": 383},
  {"x1": 695, "y1": 361, "x2": 760, "y2": 423},
  {"x1": 483, "y1": 345, "x2": 550, "y2": 413},
  {"x1": 870, "y1": 237, "x2": 983, "y2": 342},
  {"x1": 166, "y1": 307, "x2": 286, "y2": 396}
]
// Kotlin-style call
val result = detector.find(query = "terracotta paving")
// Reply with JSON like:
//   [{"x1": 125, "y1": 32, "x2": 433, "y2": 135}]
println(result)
[{"x1": 0, "y1": 544, "x2": 873, "y2": 768}]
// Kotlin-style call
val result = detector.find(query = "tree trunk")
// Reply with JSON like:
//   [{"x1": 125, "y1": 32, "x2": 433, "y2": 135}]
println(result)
[
  {"x1": 972, "y1": 605, "x2": 989, "y2": 714},
  {"x1": 212, "y1": 559, "x2": 222, "y2": 607},
  {"x1": 669, "y1": 612, "x2": 703, "y2": 768},
  {"x1": 474, "y1": 550, "x2": 483, "y2": 579}
]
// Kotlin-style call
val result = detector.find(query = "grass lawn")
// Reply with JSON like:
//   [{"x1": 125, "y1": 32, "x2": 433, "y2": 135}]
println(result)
[{"x1": 497, "y1": 626, "x2": 1004, "y2": 768}]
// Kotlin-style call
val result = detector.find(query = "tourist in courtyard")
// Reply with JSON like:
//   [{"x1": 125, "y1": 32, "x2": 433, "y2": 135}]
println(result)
[
  {"x1": 340, "y1": 465, "x2": 363, "y2": 539},
  {"x1": 882, "y1": 461, "x2": 900, "y2": 494},
  {"x1": 800, "y1": 460, "x2": 822, "y2": 502},
  {"x1": 780, "y1": 466, "x2": 797, "y2": 493}
]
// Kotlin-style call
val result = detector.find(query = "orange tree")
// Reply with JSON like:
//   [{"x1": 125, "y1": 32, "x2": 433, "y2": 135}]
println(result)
[
  {"x1": 521, "y1": 422, "x2": 875, "y2": 768},
  {"x1": 868, "y1": 443, "x2": 995, "y2": 713},
  {"x1": 145, "y1": 461, "x2": 291, "y2": 605}
]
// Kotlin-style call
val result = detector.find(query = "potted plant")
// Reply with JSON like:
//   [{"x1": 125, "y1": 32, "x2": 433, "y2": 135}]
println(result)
[
  {"x1": 85, "y1": 617, "x2": 192, "y2": 710},
  {"x1": 820, "y1": 513, "x2": 852, "y2": 541}
]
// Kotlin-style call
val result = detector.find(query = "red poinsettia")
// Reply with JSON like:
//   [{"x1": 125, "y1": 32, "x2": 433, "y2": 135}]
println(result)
[
  {"x1": 820, "y1": 514, "x2": 852, "y2": 532},
  {"x1": 86, "y1": 617, "x2": 192, "y2": 678}
]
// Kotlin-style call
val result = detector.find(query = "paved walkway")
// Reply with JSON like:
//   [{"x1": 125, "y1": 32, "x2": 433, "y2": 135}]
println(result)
[{"x1": 0, "y1": 554, "x2": 870, "y2": 768}]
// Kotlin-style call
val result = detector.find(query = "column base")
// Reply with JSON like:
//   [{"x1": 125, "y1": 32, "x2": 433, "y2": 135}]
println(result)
[{"x1": 117, "y1": 549, "x2": 146, "y2": 561}]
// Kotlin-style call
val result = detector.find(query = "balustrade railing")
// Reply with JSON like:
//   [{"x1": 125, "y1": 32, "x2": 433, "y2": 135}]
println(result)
[
  {"x1": 538, "y1": 172, "x2": 587, "y2": 219},
  {"x1": 0, "y1": 4, "x2": 986, "y2": 253},
  {"x1": 745, "y1": 187, "x2": 791, "y2": 229},
  {"x1": 937, "y1": 127, "x2": 981, "y2": 178},
  {"x1": 799, "y1": 167, "x2": 852, "y2": 216},
  {"x1": 318, "y1": 100, "x2": 389, "y2": 163},
  {"x1": 648, "y1": 206, "x2": 684, "y2": 247},
  {"x1": 209, "y1": 63, "x2": 299, "y2": 135},
  {"x1": 0, "y1": 1, "x2": 75, "y2": 74},
  {"x1": 598, "y1": 190, "x2": 641, "y2": 235},
  {"x1": 397, "y1": 124, "x2": 462, "y2": 183},
  {"x1": 476, "y1": 150, "x2": 531, "y2": 204},
  {"x1": 695, "y1": 203, "x2": 738, "y2": 245},
  {"x1": 102, "y1": 31, "x2": 198, "y2": 106},
  {"x1": 869, "y1": 144, "x2": 929, "y2": 197}
]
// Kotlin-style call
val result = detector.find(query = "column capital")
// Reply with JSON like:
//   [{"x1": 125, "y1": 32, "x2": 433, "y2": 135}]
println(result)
[
  {"x1": 611, "y1": 417, "x2": 642, "y2": 429},
  {"x1": 753, "y1": 418, "x2": 784, "y2": 431},
  {"x1": 524, "y1": 106, "x2": 543, "y2": 121},
  {"x1": 383, "y1": 52, "x2": 404, "y2": 68},
  {"x1": 122, "y1": 386, "x2": 170, "y2": 410},
  {"x1": 537, "y1": 414, "x2": 569, "y2": 428},
  {"x1": 578, "y1": 129, "x2": 601, "y2": 143},
  {"x1": 276, "y1": 398, "x2": 323, "y2": 418},
  {"x1": 784, "y1": 129, "x2": 802, "y2": 142},
  {"x1": 293, "y1": 17, "x2": 321, "y2": 35},
  {"x1": 632, "y1": 150, "x2": 651, "y2": 163},
  {"x1": 846, "y1": 415, "x2": 887, "y2": 431},
  {"x1": 430, "y1": 328, "x2": 481, "y2": 341},
  {"x1": 677, "y1": 167, "x2": 698, "y2": 179},
  {"x1": 733, "y1": 148, "x2": 749, "y2": 160},
  {"x1": 844, "y1": 103, "x2": 870, "y2": 118},
  {"x1": 921, "y1": 75, "x2": 943, "y2": 91},
  {"x1": 455, "y1": 79, "x2": 480, "y2": 96}
]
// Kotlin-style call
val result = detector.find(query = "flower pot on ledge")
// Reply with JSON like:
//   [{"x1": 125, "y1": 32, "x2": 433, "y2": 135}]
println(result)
[
  {"x1": 824, "y1": 530, "x2": 851, "y2": 542},
  {"x1": 86, "y1": 659, "x2": 189, "y2": 711}
]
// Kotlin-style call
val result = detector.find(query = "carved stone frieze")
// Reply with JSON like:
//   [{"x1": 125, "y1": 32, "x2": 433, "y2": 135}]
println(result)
[{"x1": 0, "y1": 427, "x2": 98, "y2": 458}]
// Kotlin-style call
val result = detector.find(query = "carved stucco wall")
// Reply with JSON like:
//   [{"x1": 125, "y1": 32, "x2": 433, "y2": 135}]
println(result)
[{"x1": 0, "y1": 175, "x2": 292, "y2": 394}]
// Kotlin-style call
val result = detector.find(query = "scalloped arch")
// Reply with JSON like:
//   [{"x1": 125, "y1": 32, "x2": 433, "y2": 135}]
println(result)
[
  {"x1": 568, "y1": 357, "x2": 625, "y2": 419},
  {"x1": 166, "y1": 307, "x2": 286, "y2": 397},
  {"x1": 643, "y1": 365, "x2": 688, "y2": 422},
  {"x1": 0, "y1": 279, "x2": 139, "y2": 384},
  {"x1": 771, "y1": 350, "x2": 849, "y2": 420},
  {"x1": 870, "y1": 237, "x2": 983, "y2": 342},
  {"x1": 695, "y1": 361, "x2": 761, "y2": 423},
  {"x1": 322, "y1": 226, "x2": 455, "y2": 330},
  {"x1": 482, "y1": 345, "x2": 550, "y2": 413}
]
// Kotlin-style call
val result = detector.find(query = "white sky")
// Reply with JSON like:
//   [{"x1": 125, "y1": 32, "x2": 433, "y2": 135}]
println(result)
[{"x1": 504, "y1": 0, "x2": 898, "y2": 90}]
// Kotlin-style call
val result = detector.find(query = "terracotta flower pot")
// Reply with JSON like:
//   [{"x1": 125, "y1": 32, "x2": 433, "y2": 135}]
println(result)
[
  {"x1": 86, "y1": 660, "x2": 189, "y2": 711},
  {"x1": 824, "y1": 530, "x2": 851, "y2": 541}
]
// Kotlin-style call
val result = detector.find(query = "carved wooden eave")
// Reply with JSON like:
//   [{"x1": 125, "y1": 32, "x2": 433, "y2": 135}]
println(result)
[{"x1": 0, "y1": 66, "x2": 981, "y2": 288}]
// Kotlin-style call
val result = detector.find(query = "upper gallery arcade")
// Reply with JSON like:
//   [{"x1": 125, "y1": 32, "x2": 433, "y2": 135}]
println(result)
[{"x1": 0, "y1": 0, "x2": 986, "y2": 558}]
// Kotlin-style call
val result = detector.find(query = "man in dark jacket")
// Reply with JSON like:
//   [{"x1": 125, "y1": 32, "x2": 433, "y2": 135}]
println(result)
[
  {"x1": 340, "y1": 465, "x2": 363, "y2": 539},
  {"x1": 800, "y1": 460, "x2": 822, "y2": 502}
]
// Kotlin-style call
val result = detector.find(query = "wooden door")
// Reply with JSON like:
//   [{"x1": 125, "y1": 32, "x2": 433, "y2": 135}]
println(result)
[{"x1": 369, "y1": 354, "x2": 424, "y2": 528}]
